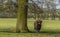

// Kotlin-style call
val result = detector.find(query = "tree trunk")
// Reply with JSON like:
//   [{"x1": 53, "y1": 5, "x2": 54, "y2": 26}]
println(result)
[{"x1": 16, "y1": 0, "x2": 29, "y2": 33}]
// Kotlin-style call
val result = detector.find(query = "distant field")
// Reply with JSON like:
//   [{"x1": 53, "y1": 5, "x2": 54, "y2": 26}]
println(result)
[
  {"x1": 0, "y1": 18, "x2": 60, "y2": 37},
  {"x1": 0, "y1": 18, "x2": 17, "y2": 31},
  {"x1": 27, "y1": 18, "x2": 60, "y2": 32}
]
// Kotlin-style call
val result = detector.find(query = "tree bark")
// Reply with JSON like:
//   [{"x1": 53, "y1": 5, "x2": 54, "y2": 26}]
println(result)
[{"x1": 16, "y1": 0, "x2": 29, "y2": 33}]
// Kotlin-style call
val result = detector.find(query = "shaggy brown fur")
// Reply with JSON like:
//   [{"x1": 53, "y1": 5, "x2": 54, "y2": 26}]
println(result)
[{"x1": 34, "y1": 20, "x2": 42, "y2": 32}]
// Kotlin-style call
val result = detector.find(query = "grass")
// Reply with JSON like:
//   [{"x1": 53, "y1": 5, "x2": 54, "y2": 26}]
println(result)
[
  {"x1": 0, "y1": 18, "x2": 60, "y2": 37},
  {"x1": 27, "y1": 18, "x2": 60, "y2": 32},
  {"x1": 0, "y1": 32, "x2": 58, "y2": 37},
  {"x1": 0, "y1": 18, "x2": 17, "y2": 31}
]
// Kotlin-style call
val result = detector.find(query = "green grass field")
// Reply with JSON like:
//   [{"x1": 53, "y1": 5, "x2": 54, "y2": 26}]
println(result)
[{"x1": 0, "y1": 18, "x2": 60, "y2": 37}]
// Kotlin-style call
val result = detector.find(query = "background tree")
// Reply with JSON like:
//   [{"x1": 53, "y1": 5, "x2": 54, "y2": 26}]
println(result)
[
  {"x1": 44, "y1": 0, "x2": 57, "y2": 20},
  {"x1": 28, "y1": 0, "x2": 44, "y2": 20},
  {"x1": 0, "y1": 0, "x2": 17, "y2": 18}
]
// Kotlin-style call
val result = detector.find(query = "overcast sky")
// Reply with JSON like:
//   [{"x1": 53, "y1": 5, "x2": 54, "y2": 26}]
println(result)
[
  {"x1": 12, "y1": 0, "x2": 16, "y2": 2},
  {"x1": 3, "y1": 0, "x2": 60, "y2": 9},
  {"x1": 29, "y1": 0, "x2": 60, "y2": 9}
]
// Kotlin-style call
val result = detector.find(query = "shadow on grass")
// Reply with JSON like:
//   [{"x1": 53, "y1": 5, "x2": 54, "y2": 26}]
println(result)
[
  {"x1": 0, "y1": 29, "x2": 16, "y2": 33},
  {"x1": 0, "y1": 31, "x2": 60, "y2": 34},
  {"x1": 40, "y1": 31, "x2": 60, "y2": 34},
  {"x1": 0, "y1": 29, "x2": 60, "y2": 34}
]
